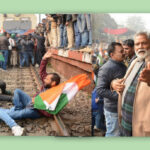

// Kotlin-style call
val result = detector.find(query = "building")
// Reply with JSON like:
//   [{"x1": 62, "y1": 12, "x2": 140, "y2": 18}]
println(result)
[{"x1": 0, "y1": 14, "x2": 37, "y2": 34}]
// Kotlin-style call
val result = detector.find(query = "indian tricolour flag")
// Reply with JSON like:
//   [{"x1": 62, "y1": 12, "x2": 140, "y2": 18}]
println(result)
[{"x1": 33, "y1": 74, "x2": 91, "y2": 115}]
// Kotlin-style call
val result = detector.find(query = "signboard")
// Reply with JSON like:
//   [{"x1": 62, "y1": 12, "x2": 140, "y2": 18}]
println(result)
[{"x1": 3, "y1": 20, "x2": 31, "y2": 31}]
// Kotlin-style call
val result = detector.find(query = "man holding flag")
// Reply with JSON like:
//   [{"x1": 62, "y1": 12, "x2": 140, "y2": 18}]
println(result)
[{"x1": 0, "y1": 50, "x2": 91, "y2": 136}]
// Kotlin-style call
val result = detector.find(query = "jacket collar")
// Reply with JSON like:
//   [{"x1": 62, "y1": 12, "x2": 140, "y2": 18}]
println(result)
[{"x1": 109, "y1": 58, "x2": 124, "y2": 65}]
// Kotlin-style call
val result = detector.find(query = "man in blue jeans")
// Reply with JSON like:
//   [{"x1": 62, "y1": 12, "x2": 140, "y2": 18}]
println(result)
[
  {"x1": 0, "y1": 51, "x2": 60, "y2": 136},
  {"x1": 0, "y1": 32, "x2": 9, "y2": 70},
  {"x1": 96, "y1": 42, "x2": 126, "y2": 137},
  {"x1": 92, "y1": 88, "x2": 106, "y2": 136},
  {"x1": 77, "y1": 14, "x2": 92, "y2": 48}
]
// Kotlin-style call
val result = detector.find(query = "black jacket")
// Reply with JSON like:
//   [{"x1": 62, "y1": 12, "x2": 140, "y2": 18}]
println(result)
[
  {"x1": 26, "y1": 39, "x2": 34, "y2": 51},
  {"x1": 34, "y1": 34, "x2": 45, "y2": 50},
  {"x1": 20, "y1": 39, "x2": 27, "y2": 51},
  {"x1": 96, "y1": 58, "x2": 127, "y2": 113}
]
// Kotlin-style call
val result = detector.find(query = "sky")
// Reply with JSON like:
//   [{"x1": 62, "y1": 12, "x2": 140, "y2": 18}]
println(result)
[
  {"x1": 109, "y1": 13, "x2": 150, "y2": 30},
  {"x1": 36, "y1": 14, "x2": 46, "y2": 23}
]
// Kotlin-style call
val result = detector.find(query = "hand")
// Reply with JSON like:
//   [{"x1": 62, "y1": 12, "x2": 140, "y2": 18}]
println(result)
[
  {"x1": 42, "y1": 50, "x2": 52, "y2": 60},
  {"x1": 138, "y1": 62, "x2": 150, "y2": 86},
  {"x1": 66, "y1": 22, "x2": 69, "y2": 26},
  {"x1": 111, "y1": 78, "x2": 125, "y2": 93},
  {"x1": 95, "y1": 98, "x2": 99, "y2": 103}
]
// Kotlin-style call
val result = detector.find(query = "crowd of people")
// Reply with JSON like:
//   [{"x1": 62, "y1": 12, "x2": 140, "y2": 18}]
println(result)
[
  {"x1": 92, "y1": 32, "x2": 150, "y2": 137},
  {"x1": 36, "y1": 14, "x2": 92, "y2": 50},
  {"x1": 0, "y1": 14, "x2": 92, "y2": 71},
  {"x1": 0, "y1": 31, "x2": 46, "y2": 70}
]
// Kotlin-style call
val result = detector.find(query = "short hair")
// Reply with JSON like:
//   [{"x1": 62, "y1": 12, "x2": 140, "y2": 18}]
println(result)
[
  {"x1": 3, "y1": 32, "x2": 7, "y2": 36},
  {"x1": 134, "y1": 32, "x2": 149, "y2": 40},
  {"x1": 48, "y1": 73, "x2": 61, "y2": 85},
  {"x1": 123, "y1": 39, "x2": 134, "y2": 48},
  {"x1": 107, "y1": 42, "x2": 122, "y2": 57},
  {"x1": 40, "y1": 32, "x2": 44, "y2": 36}
]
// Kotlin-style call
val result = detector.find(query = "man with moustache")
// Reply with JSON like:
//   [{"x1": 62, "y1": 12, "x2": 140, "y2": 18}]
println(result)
[
  {"x1": 122, "y1": 39, "x2": 135, "y2": 67},
  {"x1": 96, "y1": 42, "x2": 126, "y2": 137},
  {"x1": 111, "y1": 32, "x2": 150, "y2": 136}
]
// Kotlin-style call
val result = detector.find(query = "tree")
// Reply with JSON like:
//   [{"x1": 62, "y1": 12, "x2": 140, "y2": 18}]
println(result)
[{"x1": 126, "y1": 16, "x2": 146, "y2": 32}]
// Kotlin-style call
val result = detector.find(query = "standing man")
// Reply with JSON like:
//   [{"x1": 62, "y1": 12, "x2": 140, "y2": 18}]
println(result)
[
  {"x1": 122, "y1": 39, "x2": 135, "y2": 67},
  {"x1": 77, "y1": 14, "x2": 92, "y2": 49},
  {"x1": 26, "y1": 34, "x2": 34, "y2": 66},
  {"x1": 0, "y1": 32, "x2": 9, "y2": 70},
  {"x1": 65, "y1": 14, "x2": 74, "y2": 50},
  {"x1": 59, "y1": 14, "x2": 67, "y2": 49},
  {"x1": 34, "y1": 32, "x2": 45, "y2": 67},
  {"x1": 111, "y1": 32, "x2": 150, "y2": 136},
  {"x1": 96, "y1": 42, "x2": 126, "y2": 137}
]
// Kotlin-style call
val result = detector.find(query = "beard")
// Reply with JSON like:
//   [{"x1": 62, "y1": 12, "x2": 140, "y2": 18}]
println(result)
[
  {"x1": 44, "y1": 84, "x2": 51, "y2": 89},
  {"x1": 135, "y1": 49, "x2": 150, "y2": 61}
]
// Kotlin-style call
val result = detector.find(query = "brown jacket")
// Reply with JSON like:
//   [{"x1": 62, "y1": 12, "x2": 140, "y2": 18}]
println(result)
[
  {"x1": 118, "y1": 55, "x2": 150, "y2": 136},
  {"x1": 0, "y1": 36, "x2": 9, "y2": 50}
]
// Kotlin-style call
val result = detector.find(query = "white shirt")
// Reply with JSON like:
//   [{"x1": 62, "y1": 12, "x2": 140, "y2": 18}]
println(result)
[{"x1": 8, "y1": 38, "x2": 15, "y2": 50}]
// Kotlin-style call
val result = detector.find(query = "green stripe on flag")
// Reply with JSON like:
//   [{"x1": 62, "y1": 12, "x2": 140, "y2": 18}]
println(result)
[
  {"x1": 47, "y1": 93, "x2": 68, "y2": 115},
  {"x1": 34, "y1": 95, "x2": 47, "y2": 110},
  {"x1": 34, "y1": 93, "x2": 69, "y2": 115}
]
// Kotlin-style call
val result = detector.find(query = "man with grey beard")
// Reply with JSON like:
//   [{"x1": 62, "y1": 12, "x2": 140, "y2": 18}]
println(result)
[{"x1": 111, "y1": 32, "x2": 150, "y2": 136}]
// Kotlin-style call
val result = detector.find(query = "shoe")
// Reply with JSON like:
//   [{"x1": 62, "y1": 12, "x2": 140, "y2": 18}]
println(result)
[
  {"x1": 12, "y1": 125, "x2": 24, "y2": 136},
  {"x1": 58, "y1": 46, "x2": 64, "y2": 49},
  {"x1": 19, "y1": 66, "x2": 23, "y2": 69},
  {"x1": 94, "y1": 125, "x2": 100, "y2": 131},
  {"x1": 70, "y1": 47, "x2": 75, "y2": 50},
  {"x1": 65, "y1": 47, "x2": 75, "y2": 50},
  {"x1": 0, "y1": 68, "x2": 7, "y2": 72},
  {"x1": 79, "y1": 46, "x2": 86, "y2": 49},
  {"x1": 87, "y1": 45, "x2": 92, "y2": 49},
  {"x1": 75, "y1": 46, "x2": 80, "y2": 50},
  {"x1": 64, "y1": 47, "x2": 69, "y2": 50},
  {"x1": 35, "y1": 64, "x2": 39, "y2": 68}
]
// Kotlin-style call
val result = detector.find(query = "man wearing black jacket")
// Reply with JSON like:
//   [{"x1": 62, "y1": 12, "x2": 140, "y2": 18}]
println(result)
[
  {"x1": 96, "y1": 42, "x2": 126, "y2": 137},
  {"x1": 26, "y1": 34, "x2": 35, "y2": 66},
  {"x1": 33, "y1": 32, "x2": 45, "y2": 67}
]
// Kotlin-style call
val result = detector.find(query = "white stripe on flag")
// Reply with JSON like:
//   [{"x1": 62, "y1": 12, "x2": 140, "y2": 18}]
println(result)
[
  {"x1": 62, "y1": 82, "x2": 78, "y2": 102},
  {"x1": 43, "y1": 94, "x2": 61, "y2": 111}
]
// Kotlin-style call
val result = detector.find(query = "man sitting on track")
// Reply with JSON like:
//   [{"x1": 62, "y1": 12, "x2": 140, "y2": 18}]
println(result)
[{"x1": 0, "y1": 50, "x2": 61, "y2": 136}]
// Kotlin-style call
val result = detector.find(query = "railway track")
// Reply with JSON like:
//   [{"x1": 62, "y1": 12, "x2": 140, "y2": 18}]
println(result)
[{"x1": 0, "y1": 66, "x2": 70, "y2": 136}]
